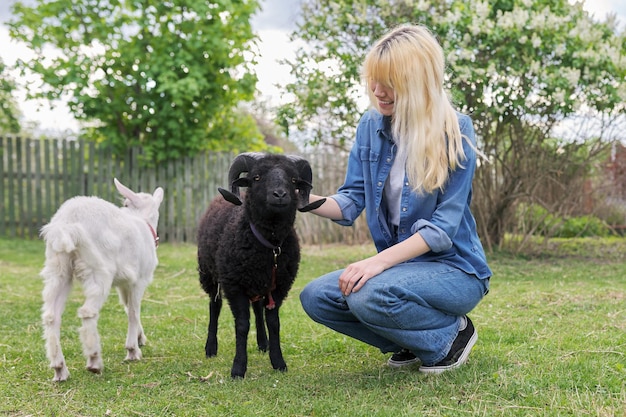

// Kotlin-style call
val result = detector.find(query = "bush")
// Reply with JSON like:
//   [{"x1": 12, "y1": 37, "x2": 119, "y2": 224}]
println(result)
[
  {"x1": 555, "y1": 215, "x2": 612, "y2": 238},
  {"x1": 516, "y1": 203, "x2": 560, "y2": 236},
  {"x1": 516, "y1": 203, "x2": 613, "y2": 238}
]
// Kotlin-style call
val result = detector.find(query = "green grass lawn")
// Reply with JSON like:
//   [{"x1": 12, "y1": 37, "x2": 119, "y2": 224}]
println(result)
[{"x1": 0, "y1": 237, "x2": 624, "y2": 416}]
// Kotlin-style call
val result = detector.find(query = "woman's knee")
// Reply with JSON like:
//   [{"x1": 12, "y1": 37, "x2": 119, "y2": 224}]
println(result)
[
  {"x1": 344, "y1": 281, "x2": 390, "y2": 318},
  {"x1": 299, "y1": 271, "x2": 342, "y2": 313},
  {"x1": 299, "y1": 280, "x2": 318, "y2": 314}
]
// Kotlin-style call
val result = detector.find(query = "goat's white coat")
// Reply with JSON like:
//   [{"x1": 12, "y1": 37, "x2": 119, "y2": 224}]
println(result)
[{"x1": 40, "y1": 178, "x2": 164, "y2": 381}]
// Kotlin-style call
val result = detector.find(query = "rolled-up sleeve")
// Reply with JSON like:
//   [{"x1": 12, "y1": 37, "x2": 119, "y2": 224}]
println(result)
[
  {"x1": 329, "y1": 193, "x2": 360, "y2": 226},
  {"x1": 412, "y1": 219, "x2": 453, "y2": 252}
]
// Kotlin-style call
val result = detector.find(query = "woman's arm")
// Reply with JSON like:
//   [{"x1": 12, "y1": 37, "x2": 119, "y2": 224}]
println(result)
[{"x1": 307, "y1": 194, "x2": 344, "y2": 220}]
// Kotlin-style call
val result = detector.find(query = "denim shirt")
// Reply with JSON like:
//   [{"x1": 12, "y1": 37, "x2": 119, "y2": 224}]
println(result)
[{"x1": 330, "y1": 109, "x2": 492, "y2": 280}]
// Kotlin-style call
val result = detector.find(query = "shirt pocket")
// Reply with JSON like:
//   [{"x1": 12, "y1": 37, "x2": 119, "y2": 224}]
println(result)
[{"x1": 358, "y1": 147, "x2": 379, "y2": 185}]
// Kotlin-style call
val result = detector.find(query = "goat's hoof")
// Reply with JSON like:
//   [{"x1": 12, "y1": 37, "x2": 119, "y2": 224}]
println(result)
[
  {"x1": 125, "y1": 348, "x2": 142, "y2": 361},
  {"x1": 271, "y1": 356, "x2": 287, "y2": 372},
  {"x1": 257, "y1": 345, "x2": 268, "y2": 353},
  {"x1": 52, "y1": 366, "x2": 70, "y2": 382},
  {"x1": 87, "y1": 366, "x2": 102, "y2": 375},
  {"x1": 86, "y1": 355, "x2": 103, "y2": 374},
  {"x1": 231, "y1": 364, "x2": 246, "y2": 379}
]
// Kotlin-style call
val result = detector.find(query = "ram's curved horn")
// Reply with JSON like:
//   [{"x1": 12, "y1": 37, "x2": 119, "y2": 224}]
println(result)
[
  {"x1": 287, "y1": 155, "x2": 326, "y2": 212},
  {"x1": 228, "y1": 152, "x2": 265, "y2": 195}
]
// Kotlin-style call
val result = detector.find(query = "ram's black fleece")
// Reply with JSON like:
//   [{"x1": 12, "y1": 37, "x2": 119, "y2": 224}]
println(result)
[{"x1": 197, "y1": 153, "x2": 323, "y2": 379}]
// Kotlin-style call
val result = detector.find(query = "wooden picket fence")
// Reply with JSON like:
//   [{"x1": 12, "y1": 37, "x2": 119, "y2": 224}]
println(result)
[{"x1": 0, "y1": 136, "x2": 370, "y2": 245}]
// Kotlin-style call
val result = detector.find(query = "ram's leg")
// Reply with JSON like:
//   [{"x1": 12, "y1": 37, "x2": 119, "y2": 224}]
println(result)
[
  {"x1": 117, "y1": 284, "x2": 147, "y2": 361},
  {"x1": 205, "y1": 290, "x2": 222, "y2": 357},
  {"x1": 251, "y1": 300, "x2": 268, "y2": 352},
  {"x1": 229, "y1": 294, "x2": 251, "y2": 378},
  {"x1": 265, "y1": 306, "x2": 287, "y2": 372},
  {"x1": 78, "y1": 272, "x2": 113, "y2": 374},
  {"x1": 41, "y1": 253, "x2": 73, "y2": 382}
]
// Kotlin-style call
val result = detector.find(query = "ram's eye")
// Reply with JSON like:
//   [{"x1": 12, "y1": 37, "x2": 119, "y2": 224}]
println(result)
[
  {"x1": 253, "y1": 175, "x2": 261, "y2": 181},
  {"x1": 292, "y1": 178, "x2": 297, "y2": 184}
]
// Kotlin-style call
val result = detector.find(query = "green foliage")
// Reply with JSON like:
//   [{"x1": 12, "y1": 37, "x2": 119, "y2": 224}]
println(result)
[
  {"x1": 8, "y1": 0, "x2": 263, "y2": 164},
  {"x1": 1, "y1": 238, "x2": 625, "y2": 416},
  {"x1": 516, "y1": 203, "x2": 561, "y2": 236},
  {"x1": 517, "y1": 203, "x2": 612, "y2": 238},
  {"x1": 0, "y1": 58, "x2": 21, "y2": 133},
  {"x1": 556, "y1": 215, "x2": 612, "y2": 238}
]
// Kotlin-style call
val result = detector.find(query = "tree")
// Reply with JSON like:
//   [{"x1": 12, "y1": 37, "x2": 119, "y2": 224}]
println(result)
[
  {"x1": 8, "y1": 0, "x2": 263, "y2": 163},
  {"x1": 0, "y1": 58, "x2": 21, "y2": 134},
  {"x1": 279, "y1": 0, "x2": 626, "y2": 248}
]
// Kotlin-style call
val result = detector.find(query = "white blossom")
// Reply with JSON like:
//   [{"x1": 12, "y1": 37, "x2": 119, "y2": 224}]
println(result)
[
  {"x1": 444, "y1": 9, "x2": 462, "y2": 25},
  {"x1": 553, "y1": 88, "x2": 566, "y2": 105},
  {"x1": 562, "y1": 68, "x2": 581, "y2": 87},
  {"x1": 531, "y1": 33, "x2": 542, "y2": 48},
  {"x1": 416, "y1": 0, "x2": 430, "y2": 12},
  {"x1": 470, "y1": 21, "x2": 482, "y2": 35},
  {"x1": 509, "y1": 8, "x2": 530, "y2": 29},
  {"x1": 447, "y1": 50, "x2": 459, "y2": 65},
  {"x1": 496, "y1": 10, "x2": 515, "y2": 30},
  {"x1": 529, "y1": 60, "x2": 541, "y2": 75},
  {"x1": 473, "y1": 0, "x2": 490, "y2": 21}
]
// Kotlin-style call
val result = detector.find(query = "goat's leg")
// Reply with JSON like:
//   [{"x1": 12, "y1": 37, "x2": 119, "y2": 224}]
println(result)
[
  {"x1": 251, "y1": 300, "x2": 268, "y2": 352},
  {"x1": 78, "y1": 272, "x2": 113, "y2": 375},
  {"x1": 41, "y1": 254, "x2": 73, "y2": 382},
  {"x1": 117, "y1": 284, "x2": 147, "y2": 361},
  {"x1": 205, "y1": 290, "x2": 222, "y2": 357},
  {"x1": 229, "y1": 294, "x2": 251, "y2": 378},
  {"x1": 265, "y1": 306, "x2": 287, "y2": 372}
]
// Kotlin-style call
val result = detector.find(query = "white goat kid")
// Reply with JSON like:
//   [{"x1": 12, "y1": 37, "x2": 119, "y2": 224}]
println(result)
[{"x1": 40, "y1": 178, "x2": 164, "y2": 381}]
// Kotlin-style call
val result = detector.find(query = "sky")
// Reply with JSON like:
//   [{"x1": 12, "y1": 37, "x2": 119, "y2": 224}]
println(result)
[{"x1": 0, "y1": 0, "x2": 625, "y2": 135}]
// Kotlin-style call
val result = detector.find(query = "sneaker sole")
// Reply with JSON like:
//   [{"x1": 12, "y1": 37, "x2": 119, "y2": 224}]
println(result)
[
  {"x1": 418, "y1": 329, "x2": 478, "y2": 374},
  {"x1": 387, "y1": 357, "x2": 420, "y2": 368}
]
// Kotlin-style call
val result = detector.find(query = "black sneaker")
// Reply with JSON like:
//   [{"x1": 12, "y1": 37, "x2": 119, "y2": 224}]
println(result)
[
  {"x1": 387, "y1": 349, "x2": 420, "y2": 368},
  {"x1": 419, "y1": 316, "x2": 477, "y2": 374}
]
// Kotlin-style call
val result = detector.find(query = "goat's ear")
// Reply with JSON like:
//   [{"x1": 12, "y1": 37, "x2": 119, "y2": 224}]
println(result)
[
  {"x1": 153, "y1": 187, "x2": 164, "y2": 204},
  {"x1": 114, "y1": 178, "x2": 139, "y2": 204},
  {"x1": 298, "y1": 198, "x2": 326, "y2": 212},
  {"x1": 218, "y1": 187, "x2": 243, "y2": 206}
]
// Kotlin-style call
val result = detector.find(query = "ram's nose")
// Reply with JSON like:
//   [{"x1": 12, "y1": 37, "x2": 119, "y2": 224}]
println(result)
[
  {"x1": 271, "y1": 189, "x2": 289, "y2": 205},
  {"x1": 273, "y1": 190, "x2": 287, "y2": 199}
]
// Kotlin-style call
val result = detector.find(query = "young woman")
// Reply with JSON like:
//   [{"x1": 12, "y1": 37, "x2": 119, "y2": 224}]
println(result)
[{"x1": 300, "y1": 24, "x2": 492, "y2": 373}]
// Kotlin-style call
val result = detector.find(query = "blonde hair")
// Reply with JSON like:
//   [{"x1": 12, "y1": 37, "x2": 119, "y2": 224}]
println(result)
[{"x1": 362, "y1": 24, "x2": 466, "y2": 193}]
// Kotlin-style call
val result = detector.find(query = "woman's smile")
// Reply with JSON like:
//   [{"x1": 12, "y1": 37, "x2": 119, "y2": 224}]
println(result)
[{"x1": 371, "y1": 81, "x2": 395, "y2": 116}]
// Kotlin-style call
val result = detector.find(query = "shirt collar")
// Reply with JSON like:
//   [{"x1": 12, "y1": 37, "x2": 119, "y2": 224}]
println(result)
[{"x1": 376, "y1": 114, "x2": 393, "y2": 142}]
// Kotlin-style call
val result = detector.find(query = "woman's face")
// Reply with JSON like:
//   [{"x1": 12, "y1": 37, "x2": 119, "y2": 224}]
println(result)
[{"x1": 370, "y1": 80, "x2": 395, "y2": 116}]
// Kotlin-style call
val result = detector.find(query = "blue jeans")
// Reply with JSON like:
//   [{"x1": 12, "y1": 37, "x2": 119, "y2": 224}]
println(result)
[{"x1": 300, "y1": 262, "x2": 489, "y2": 365}]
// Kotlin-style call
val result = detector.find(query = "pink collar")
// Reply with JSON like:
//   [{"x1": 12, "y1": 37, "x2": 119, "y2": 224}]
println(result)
[{"x1": 147, "y1": 223, "x2": 159, "y2": 247}]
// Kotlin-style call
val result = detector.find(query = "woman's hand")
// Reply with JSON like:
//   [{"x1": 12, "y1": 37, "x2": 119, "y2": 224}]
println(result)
[
  {"x1": 338, "y1": 232, "x2": 432, "y2": 295},
  {"x1": 338, "y1": 256, "x2": 387, "y2": 295}
]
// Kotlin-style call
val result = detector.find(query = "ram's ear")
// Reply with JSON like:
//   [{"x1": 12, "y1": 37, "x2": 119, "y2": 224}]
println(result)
[
  {"x1": 232, "y1": 177, "x2": 251, "y2": 189},
  {"x1": 298, "y1": 198, "x2": 326, "y2": 212},
  {"x1": 218, "y1": 187, "x2": 242, "y2": 206}
]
